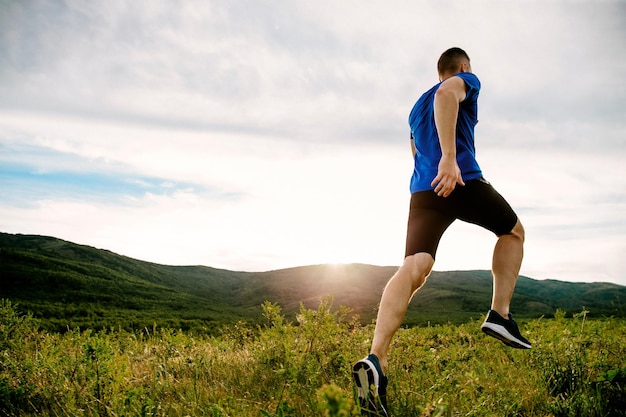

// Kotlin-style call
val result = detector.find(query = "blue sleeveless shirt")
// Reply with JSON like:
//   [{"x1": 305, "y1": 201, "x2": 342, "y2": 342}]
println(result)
[{"x1": 408, "y1": 72, "x2": 483, "y2": 193}]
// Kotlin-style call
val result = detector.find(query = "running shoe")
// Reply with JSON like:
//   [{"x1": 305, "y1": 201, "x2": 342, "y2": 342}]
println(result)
[
  {"x1": 481, "y1": 310, "x2": 532, "y2": 349},
  {"x1": 352, "y1": 354, "x2": 389, "y2": 417}
]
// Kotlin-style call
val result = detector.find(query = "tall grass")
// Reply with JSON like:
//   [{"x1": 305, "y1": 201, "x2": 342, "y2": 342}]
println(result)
[{"x1": 1, "y1": 299, "x2": 624, "y2": 416}]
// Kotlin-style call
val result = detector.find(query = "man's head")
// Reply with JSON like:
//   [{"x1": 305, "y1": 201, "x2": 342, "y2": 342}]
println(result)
[{"x1": 437, "y1": 47, "x2": 471, "y2": 81}]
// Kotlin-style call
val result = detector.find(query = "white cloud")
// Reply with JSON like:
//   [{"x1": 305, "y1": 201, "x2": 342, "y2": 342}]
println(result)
[{"x1": 1, "y1": 0, "x2": 624, "y2": 285}]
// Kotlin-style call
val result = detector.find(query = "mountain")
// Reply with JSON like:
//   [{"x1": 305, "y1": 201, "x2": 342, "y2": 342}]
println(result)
[{"x1": 1, "y1": 232, "x2": 624, "y2": 333}]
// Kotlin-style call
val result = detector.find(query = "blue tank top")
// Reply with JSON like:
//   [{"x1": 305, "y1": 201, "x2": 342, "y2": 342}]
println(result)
[{"x1": 408, "y1": 72, "x2": 483, "y2": 193}]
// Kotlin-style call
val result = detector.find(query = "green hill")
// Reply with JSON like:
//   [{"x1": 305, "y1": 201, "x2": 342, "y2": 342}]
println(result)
[{"x1": 1, "y1": 232, "x2": 624, "y2": 333}]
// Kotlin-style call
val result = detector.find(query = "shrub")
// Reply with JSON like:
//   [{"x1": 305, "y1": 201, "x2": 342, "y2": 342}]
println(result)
[{"x1": 0, "y1": 300, "x2": 624, "y2": 416}]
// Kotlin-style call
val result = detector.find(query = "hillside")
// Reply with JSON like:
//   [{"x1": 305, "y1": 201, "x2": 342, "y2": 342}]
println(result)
[{"x1": 1, "y1": 232, "x2": 624, "y2": 332}]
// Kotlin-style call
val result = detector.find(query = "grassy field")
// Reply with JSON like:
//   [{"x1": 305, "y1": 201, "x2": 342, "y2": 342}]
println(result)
[{"x1": 1, "y1": 298, "x2": 624, "y2": 417}]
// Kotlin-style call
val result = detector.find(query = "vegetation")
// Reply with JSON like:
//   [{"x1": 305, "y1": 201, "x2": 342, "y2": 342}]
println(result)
[
  {"x1": 1, "y1": 299, "x2": 624, "y2": 417},
  {"x1": 2, "y1": 232, "x2": 625, "y2": 414},
  {"x1": 2, "y1": 233, "x2": 625, "y2": 334},
  {"x1": 0, "y1": 233, "x2": 258, "y2": 333}
]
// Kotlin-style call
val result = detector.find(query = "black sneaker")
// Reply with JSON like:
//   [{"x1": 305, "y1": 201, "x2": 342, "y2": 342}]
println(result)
[
  {"x1": 352, "y1": 354, "x2": 389, "y2": 416},
  {"x1": 481, "y1": 310, "x2": 532, "y2": 349}
]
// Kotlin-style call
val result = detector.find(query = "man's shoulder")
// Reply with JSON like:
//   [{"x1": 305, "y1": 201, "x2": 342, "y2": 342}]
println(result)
[{"x1": 454, "y1": 72, "x2": 481, "y2": 88}]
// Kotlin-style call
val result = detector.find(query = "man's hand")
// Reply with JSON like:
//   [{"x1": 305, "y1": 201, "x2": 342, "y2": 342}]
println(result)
[{"x1": 431, "y1": 154, "x2": 465, "y2": 197}]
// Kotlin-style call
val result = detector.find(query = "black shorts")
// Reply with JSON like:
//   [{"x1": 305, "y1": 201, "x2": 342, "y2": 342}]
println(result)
[{"x1": 405, "y1": 177, "x2": 518, "y2": 258}]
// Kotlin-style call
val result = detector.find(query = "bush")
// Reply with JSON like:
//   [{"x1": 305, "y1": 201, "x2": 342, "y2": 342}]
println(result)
[{"x1": 0, "y1": 299, "x2": 624, "y2": 416}]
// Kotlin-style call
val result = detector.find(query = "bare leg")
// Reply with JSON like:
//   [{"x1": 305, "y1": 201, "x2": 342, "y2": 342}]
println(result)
[
  {"x1": 491, "y1": 219, "x2": 525, "y2": 317},
  {"x1": 370, "y1": 252, "x2": 434, "y2": 372}
]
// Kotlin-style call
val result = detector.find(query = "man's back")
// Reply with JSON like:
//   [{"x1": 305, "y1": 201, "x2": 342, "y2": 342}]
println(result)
[{"x1": 408, "y1": 72, "x2": 482, "y2": 193}]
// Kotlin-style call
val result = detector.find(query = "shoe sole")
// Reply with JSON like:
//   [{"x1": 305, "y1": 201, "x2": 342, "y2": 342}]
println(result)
[
  {"x1": 353, "y1": 359, "x2": 387, "y2": 416},
  {"x1": 481, "y1": 322, "x2": 531, "y2": 349}
]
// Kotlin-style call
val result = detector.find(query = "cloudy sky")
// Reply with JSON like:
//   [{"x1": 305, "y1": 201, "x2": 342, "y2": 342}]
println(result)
[{"x1": 1, "y1": 0, "x2": 624, "y2": 286}]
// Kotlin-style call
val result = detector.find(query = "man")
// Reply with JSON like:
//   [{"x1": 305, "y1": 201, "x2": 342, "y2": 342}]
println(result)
[{"x1": 352, "y1": 47, "x2": 531, "y2": 416}]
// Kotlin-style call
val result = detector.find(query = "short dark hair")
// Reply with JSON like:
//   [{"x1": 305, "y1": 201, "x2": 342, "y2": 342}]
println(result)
[{"x1": 437, "y1": 47, "x2": 470, "y2": 76}]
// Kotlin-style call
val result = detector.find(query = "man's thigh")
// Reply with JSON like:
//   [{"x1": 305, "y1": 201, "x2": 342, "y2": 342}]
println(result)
[
  {"x1": 405, "y1": 192, "x2": 455, "y2": 259},
  {"x1": 451, "y1": 177, "x2": 518, "y2": 236}
]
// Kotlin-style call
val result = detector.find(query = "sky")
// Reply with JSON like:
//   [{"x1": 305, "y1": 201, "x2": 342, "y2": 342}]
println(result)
[{"x1": 1, "y1": 0, "x2": 625, "y2": 286}]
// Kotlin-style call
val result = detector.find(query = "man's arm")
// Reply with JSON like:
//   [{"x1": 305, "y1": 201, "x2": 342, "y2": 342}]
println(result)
[
  {"x1": 410, "y1": 136, "x2": 417, "y2": 158},
  {"x1": 431, "y1": 75, "x2": 467, "y2": 197}
]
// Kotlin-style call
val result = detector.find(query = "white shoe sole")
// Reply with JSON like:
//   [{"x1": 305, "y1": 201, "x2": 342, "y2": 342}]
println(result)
[
  {"x1": 482, "y1": 322, "x2": 531, "y2": 349},
  {"x1": 353, "y1": 358, "x2": 379, "y2": 400},
  {"x1": 353, "y1": 358, "x2": 389, "y2": 416}
]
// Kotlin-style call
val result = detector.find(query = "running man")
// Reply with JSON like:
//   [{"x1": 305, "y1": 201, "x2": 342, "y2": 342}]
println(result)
[{"x1": 352, "y1": 47, "x2": 532, "y2": 416}]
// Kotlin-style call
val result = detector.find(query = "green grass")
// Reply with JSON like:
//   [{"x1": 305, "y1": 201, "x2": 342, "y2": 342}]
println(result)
[{"x1": 1, "y1": 299, "x2": 624, "y2": 417}]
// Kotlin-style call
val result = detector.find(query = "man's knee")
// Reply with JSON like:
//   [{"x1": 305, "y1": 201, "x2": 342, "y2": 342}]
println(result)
[
  {"x1": 510, "y1": 219, "x2": 525, "y2": 242},
  {"x1": 401, "y1": 252, "x2": 434, "y2": 291}
]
